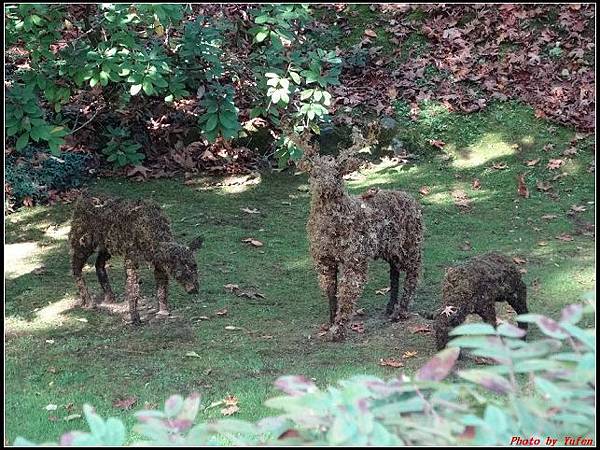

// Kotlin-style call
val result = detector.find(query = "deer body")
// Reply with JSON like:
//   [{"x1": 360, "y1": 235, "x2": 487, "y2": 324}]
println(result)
[
  {"x1": 296, "y1": 128, "x2": 424, "y2": 341},
  {"x1": 69, "y1": 195, "x2": 203, "y2": 324}
]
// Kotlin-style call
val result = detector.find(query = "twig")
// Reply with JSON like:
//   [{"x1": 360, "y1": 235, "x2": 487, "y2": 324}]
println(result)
[{"x1": 71, "y1": 107, "x2": 101, "y2": 134}]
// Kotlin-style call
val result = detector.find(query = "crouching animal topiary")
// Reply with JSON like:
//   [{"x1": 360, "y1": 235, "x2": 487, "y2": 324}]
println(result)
[
  {"x1": 68, "y1": 194, "x2": 203, "y2": 324},
  {"x1": 292, "y1": 127, "x2": 425, "y2": 341},
  {"x1": 433, "y1": 252, "x2": 529, "y2": 350}
]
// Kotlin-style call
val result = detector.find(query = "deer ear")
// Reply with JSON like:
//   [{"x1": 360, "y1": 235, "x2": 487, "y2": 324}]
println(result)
[
  {"x1": 188, "y1": 236, "x2": 204, "y2": 252},
  {"x1": 338, "y1": 156, "x2": 362, "y2": 175}
]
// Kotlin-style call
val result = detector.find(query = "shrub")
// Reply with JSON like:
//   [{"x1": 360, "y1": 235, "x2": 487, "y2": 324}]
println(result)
[
  {"x1": 14, "y1": 294, "x2": 595, "y2": 446},
  {"x1": 4, "y1": 3, "x2": 342, "y2": 160},
  {"x1": 101, "y1": 126, "x2": 145, "y2": 168},
  {"x1": 5, "y1": 147, "x2": 91, "y2": 207}
]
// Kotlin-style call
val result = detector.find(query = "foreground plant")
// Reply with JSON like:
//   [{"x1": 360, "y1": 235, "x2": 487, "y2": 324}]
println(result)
[{"x1": 15, "y1": 296, "x2": 595, "y2": 446}]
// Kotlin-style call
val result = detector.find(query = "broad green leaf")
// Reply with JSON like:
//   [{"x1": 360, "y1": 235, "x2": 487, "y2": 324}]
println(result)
[
  {"x1": 130, "y1": 84, "x2": 143, "y2": 95},
  {"x1": 16, "y1": 132, "x2": 30, "y2": 151},
  {"x1": 255, "y1": 30, "x2": 269, "y2": 43}
]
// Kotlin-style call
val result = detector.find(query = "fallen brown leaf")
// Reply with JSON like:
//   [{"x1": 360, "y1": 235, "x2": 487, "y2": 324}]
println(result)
[
  {"x1": 402, "y1": 351, "x2": 418, "y2": 359},
  {"x1": 113, "y1": 396, "x2": 137, "y2": 410},
  {"x1": 419, "y1": 186, "x2": 431, "y2": 196},
  {"x1": 441, "y1": 305, "x2": 458, "y2": 317},
  {"x1": 216, "y1": 308, "x2": 228, "y2": 316},
  {"x1": 536, "y1": 180, "x2": 552, "y2": 192},
  {"x1": 379, "y1": 358, "x2": 404, "y2": 368},
  {"x1": 242, "y1": 238, "x2": 263, "y2": 247},
  {"x1": 512, "y1": 257, "x2": 527, "y2": 265},
  {"x1": 452, "y1": 190, "x2": 471, "y2": 210},
  {"x1": 127, "y1": 165, "x2": 152, "y2": 179},
  {"x1": 408, "y1": 324, "x2": 432, "y2": 334},
  {"x1": 491, "y1": 162, "x2": 508, "y2": 170},
  {"x1": 569, "y1": 205, "x2": 587, "y2": 213},
  {"x1": 471, "y1": 179, "x2": 481, "y2": 190},
  {"x1": 525, "y1": 158, "x2": 540, "y2": 166},
  {"x1": 364, "y1": 29, "x2": 378, "y2": 38},
  {"x1": 459, "y1": 241, "x2": 472, "y2": 251},
  {"x1": 547, "y1": 159, "x2": 565, "y2": 170},
  {"x1": 221, "y1": 405, "x2": 239, "y2": 416},
  {"x1": 375, "y1": 287, "x2": 391, "y2": 295},
  {"x1": 541, "y1": 214, "x2": 557, "y2": 220},
  {"x1": 556, "y1": 234, "x2": 574, "y2": 241},
  {"x1": 517, "y1": 174, "x2": 529, "y2": 198}
]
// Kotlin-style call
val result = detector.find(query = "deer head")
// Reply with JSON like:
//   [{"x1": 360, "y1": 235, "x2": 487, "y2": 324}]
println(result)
[{"x1": 291, "y1": 127, "x2": 373, "y2": 198}]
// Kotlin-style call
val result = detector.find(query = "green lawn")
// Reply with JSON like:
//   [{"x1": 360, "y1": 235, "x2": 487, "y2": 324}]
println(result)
[{"x1": 5, "y1": 101, "x2": 595, "y2": 443}]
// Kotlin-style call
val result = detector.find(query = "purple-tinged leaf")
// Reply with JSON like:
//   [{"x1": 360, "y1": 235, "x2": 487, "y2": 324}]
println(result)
[
  {"x1": 560, "y1": 304, "x2": 583, "y2": 325},
  {"x1": 178, "y1": 392, "x2": 201, "y2": 422},
  {"x1": 274, "y1": 376, "x2": 318, "y2": 396},
  {"x1": 497, "y1": 323, "x2": 527, "y2": 338},
  {"x1": 537, "y1": 317, "x2": 568, "y2": 339},
  {"x1": 164, "y1": 395, "x2": 184, "y2": 418},
  {"x1": 458, "y1": 369, "x2": 514, "y2": 394},
  {"x1": 416, "y1": 347, "x2": 460, "y2": 381}
]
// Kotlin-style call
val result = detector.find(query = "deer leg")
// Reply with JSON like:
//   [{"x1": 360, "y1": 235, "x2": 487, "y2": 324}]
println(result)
[
  {"x1": 386, "y1": 263, "x2": 400, "y2": 316},
  {"x1": 124, "y1": 258, "x2": 141, "y2": 325},
  {"x1": 95, "y1": 248, "x2": 116, "y2": 304},
  {"x1": 329, "y1": 263, "x2": 367, "y2": 342},
  {"x1": 390, "y1": 268, "x2": 419, "y2": 321},
  {"x1": 506, "y1": 280, "x2": 529, "y2": 337},
  {"x1": 155, "y1": 266, "x2": 169, "y2": 316},
  {"x1": 476, "y1": 297, "x2": 498, "y2": 328},
  {"x1": 71, "y1": 246, "x2": 94, "y2": 308},
  {"x1": 317, "y1": 261, "x2": 338, "y2": 325}
]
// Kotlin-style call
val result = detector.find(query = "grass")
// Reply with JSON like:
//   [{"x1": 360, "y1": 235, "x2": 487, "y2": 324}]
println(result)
[{"x1": 5, "y1": 101, "x2": 595, "y2": 444}]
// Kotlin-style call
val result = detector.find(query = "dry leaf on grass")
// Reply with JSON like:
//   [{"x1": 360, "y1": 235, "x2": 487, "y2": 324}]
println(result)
[
  {"x1": 536, "y1": 181, "x2": 552, "y2": 191},
  {"x1": 512, "y1": 257, "x2": 527, "y2": 265},
  {"x1": 375, "y1": 287, "x2": 391, "y2": 295},
  {"x1": 216, "y1": 308, "x2": 228, "y2": 316},
  {"x1": 517, "y1": 174, "x2": 529, "y2": 198},
  {"x1": 409, "y1": 324, "x2": 432, "y2": 334},
  {"x1": 113, "y1": 396, "x2": 137, "y2": 410},
  {"x1": 556, "y1": 233, "x2": 574, "y2": 241},
  {"x1": 569, "y1": 205, "x2": 587, "y2": 213},
  {"x1": 241, "y1": 207, "x2": 260, "y2": 214},
  {"x1": 220, "y1": 395, "x2": 239, "y2": 416},
  {"x1": 452, "y1": 190, "x2": 471, "y2": 210},
  {"x1": 402, "y1": 351, "x2": 418, "y2": 359},
  {"x1": 379, "y1": 358, "x2": 404, "y2": 368},
  {"x1": 419, "y1": 186, "x2": 431, "y2": 196},
  {"x1": 429, "y1": 139, "x2": 446, "y2": 148},
  {"x1": 547, "y1": 159, "x2": 565, "y2": 170},
  {"x1": 525, "y1": 159, "x2": 540, "y2": 166},
  {"x1": 459, "y1": 241, "x2": 472, "y2": 251},
  {"x1": 441, "y1": 305, "x2": 458, "y2": 317},
  {"x1": 472, "y1": 179, "x2": 481, "y2": 190},
  {"x1": 242, "y1": 238, "x2": 263, "y2": 247},
  {"x1": 541, "y1": 214, "x2": 557, "y2": 220}
]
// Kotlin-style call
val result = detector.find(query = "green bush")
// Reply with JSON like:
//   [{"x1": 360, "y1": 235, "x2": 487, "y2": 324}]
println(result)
[
  {"x1": 5, "y1": 3, "x2": 342, "y2": 160},
  {"x1": 15, "y1": 295, "x2": 595, "y2": 446},
  {"x1": 101, "y1": 126, "x2": 145, "y2": 168},
  {"x1": 5, "y1": 147, "x2": 91, "y2": 207}
]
